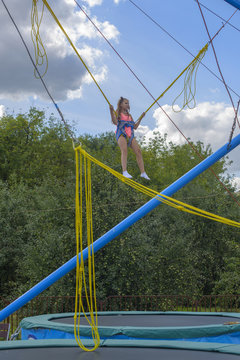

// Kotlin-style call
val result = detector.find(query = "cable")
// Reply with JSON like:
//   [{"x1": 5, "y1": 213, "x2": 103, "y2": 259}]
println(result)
[
  {"x1": 196, "y1": 0, "x2": 240, "y2": 130},
  {"x1": 72, "y1": 0, "x2": 240, "y2": 207},
  {"x1": 145, "y1": 44, "x2": 208, "y2": 114},
  {"x1": 194, "y1": 0, "x2": 240, "y2": 35},
  {"x1": 228, "y1": 99, "x2": 240, "y2": 147},
  {"x1": 3, "y1": 0, "x2": 239, "y2": 207},
  {"x1": 128, "y1": 0, "x2": 240, "y2": 100},
  {"x1": 42, "y1": 0, "x2": 111, "y2": 107}
]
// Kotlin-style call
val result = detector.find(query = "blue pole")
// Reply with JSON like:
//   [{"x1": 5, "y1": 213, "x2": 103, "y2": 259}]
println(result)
[
  {"x1": 1, "y1": 134, "x2": 240, "y2": 321},
  {"x1": 224, "y1": 0, "x2": 240, "y2": 10}
]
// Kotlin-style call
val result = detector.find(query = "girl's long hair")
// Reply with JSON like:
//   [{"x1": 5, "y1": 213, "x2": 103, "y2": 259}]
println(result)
[{"x1": 116, "y1": 97, "x2": 129, "y2": 121}]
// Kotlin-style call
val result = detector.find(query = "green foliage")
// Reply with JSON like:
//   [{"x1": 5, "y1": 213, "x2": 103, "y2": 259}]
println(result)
[
  {"x1": 213, "y1": 242, "x2": 240, "y2": 294},
  {"x1": 0, "y1": 108, "x2": 73, "y2": 186},
  {"x1": 0, "y1": 108, "x2": 239, "y2": 301}
]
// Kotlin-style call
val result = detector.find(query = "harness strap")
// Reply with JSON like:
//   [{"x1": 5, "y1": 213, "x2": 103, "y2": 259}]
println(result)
[{"x1": 116, "y1": 120, "x2": 135, "y2": 146}]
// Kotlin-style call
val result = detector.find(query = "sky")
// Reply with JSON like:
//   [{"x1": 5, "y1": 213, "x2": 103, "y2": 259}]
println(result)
[{"x1": 0, "y1": 0, "x2": 240, "y2": 189}]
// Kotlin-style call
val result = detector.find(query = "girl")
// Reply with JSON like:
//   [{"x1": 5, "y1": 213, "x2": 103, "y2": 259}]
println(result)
[{"x1": 109, "y1": 97, "x2": 150, "y2": 180}]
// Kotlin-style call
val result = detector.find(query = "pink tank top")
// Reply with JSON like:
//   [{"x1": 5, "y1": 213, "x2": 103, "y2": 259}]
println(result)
[{"x1": 119, "y1": 113, "x2": 133, "y2": 138}]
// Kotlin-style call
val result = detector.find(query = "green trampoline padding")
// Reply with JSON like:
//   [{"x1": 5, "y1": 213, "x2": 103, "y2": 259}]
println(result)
[
  {"x1": 1, "y1": 339, "x2": 240, "y2": 357},
  {"x1": 20, "y1": 311, "x2": 240, "y2": 340}
]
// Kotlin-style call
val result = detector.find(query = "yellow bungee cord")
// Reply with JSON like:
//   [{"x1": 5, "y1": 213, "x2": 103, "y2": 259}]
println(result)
[
  {"x1": 33, "y1": 0, "x2": 208, "y2": 117},
  {"x1": 41, "y1": 0, "x2": 111, "y2": 107},
  {"x1": 75, "y1": 145, "x2": 240, "y2": 229},
  {"x1": 31, "y1": 0, "x2": 48, "y2": 78},
  {"x1": 171, "y1": 44, "x2": 208, "y2": 112},
  {"x1": 144, "y1": 44, "x2": 208, "y2": 115},
  {"x1": 75, "y1": 149, "x2": 100, "y2": 351},
  {"x1": 29, "y1": 2, "x2": 236, "y2": 352}
]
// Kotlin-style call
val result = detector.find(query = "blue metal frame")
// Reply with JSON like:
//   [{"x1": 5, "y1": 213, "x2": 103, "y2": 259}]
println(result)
[
  {"x1": 224, "y1": 0, "x2": 240, "y2": 10},
  {"x1": 0, "y1": 134, "x2": 240, "y2": 322}
]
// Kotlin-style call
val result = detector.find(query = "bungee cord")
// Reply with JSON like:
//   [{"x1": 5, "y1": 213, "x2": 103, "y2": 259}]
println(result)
[
  {"x1": 42, "y1": 0, "x2": 111, "y2": 107},
  {"x1": 128, "y1": 0, "x2": 240, "y2": 100},
  {"x1": 31, "y1": 0, "x2": 48, "y2": 78},
  {"x1": 2, "y1": 0, "x2": 239, "y2": 207},
  {"x1": 171, "y1": 44, "x2": 208, "y2": 112},
  {"x1": 71, "y1": 0, "x2": 240, "y2": 207},
  {"x1": 75, "y1": 145, "x2": 240, "y2": 229},
  {"x1": 1, "y1": 1, "x2": 240, "y2": 351},
  {"x1": 145, "y1": 44, "x2": 209, "y2": 114}
]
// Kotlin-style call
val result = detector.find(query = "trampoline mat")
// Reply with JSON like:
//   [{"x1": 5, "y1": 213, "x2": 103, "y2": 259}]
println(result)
[
  {"x1": 1, "y1": 347, "x2": 240, "y2": 360},
  {"x1": 50, "y1": 314, "x2": 240, "y2": 327}
]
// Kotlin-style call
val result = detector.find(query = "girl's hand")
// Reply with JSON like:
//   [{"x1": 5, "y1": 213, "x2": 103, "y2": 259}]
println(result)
[{"x1": 110, "y1": 104, "x2": 117, "y2": 125}]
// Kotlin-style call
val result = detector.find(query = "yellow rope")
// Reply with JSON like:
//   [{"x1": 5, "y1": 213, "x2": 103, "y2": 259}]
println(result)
[
  {"x1": 75, "y1": 145, "x2": 240, "y2": 229},
  {"x1": 145, "y1": 43, "x2": 208, "y2": 114},
  {"x1": 29, "y1": 3, "x2": 237, "y2": 351},
  {"x1": 31, "y1": 0, "x2": 48, "y2": 78},
  {"x1": 74, "y1": 149, "x2": 100, "y2": 351},
  {"x1": 36, "y1": 0, "x2": 209, "y2": 118},
  {"x1": 38, "y1": 0, "x2": 208, "y2": 118},
  {"x1": 41, "y1": 0, "x2": 111, "y2": 107},
  {"x1": 172, "y1": 43, "x2": 208, "y2": 112}
]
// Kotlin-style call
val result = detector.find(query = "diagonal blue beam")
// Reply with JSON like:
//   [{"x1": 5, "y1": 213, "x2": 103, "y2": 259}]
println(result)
[
  {"x1": 224, "y1": 0, "x2": 240, "y2": 10},
  {"x1": 0, "y1": 134, "x2": 240, "y2": 321}
]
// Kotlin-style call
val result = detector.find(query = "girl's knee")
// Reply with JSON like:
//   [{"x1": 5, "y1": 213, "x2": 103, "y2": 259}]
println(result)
[{"x1": 135, "y1": 147, "x2": 142, "y2": 157}]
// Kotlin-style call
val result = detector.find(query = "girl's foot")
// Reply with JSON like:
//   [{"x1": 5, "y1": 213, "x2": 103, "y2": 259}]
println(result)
[
  {"x1": 140, "y1": 172, "x2": 150, "y2": 180},
  {"x1": 123, "y1": 170, "x2": 133, "y2": 179}
]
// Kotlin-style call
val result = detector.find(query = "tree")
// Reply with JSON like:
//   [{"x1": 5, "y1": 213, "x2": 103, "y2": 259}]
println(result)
[
  {"x1": 0, "y1": 108, "x2": 74, "y2": 186},
  {"x1": 1, "y1": 110, "x2": 239, "y2": 300}
]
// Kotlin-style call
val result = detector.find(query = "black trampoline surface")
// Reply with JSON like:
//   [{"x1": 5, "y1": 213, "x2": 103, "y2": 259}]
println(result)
[
  {"x1": 51, "y1": 313, "x2": 240, "y2": 327},
  {"x1": 1, "y1": 346, "x2": 240, "y2": 360}
]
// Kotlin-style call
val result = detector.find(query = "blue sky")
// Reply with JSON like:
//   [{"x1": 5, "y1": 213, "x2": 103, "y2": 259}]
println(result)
[{"x1": 0, "y1": 0, "x2": 240, "y2": 186}]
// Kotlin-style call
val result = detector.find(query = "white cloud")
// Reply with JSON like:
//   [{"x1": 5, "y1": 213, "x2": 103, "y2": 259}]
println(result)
[
  {"x1": 135, "y1": 101, "x2": 240, "y2": 172},
  {"x1": 0, "y1": 0, "x2": 119, "y2": 101},
  {"x1": 136, "y1": 101, "x2": 236, "y2": 151},
  {"x1": 0, "y1": 105, "x2": 5, "y2": 117},
  {"x1": 66, "y1": 87, "x2": 83, "y2": 100},
  {"x1": 82, "y1": 0, "x2": 103, "y2": 6},
  {"x1": 231, "y1": 177, "x2": 240, "y2": 191},
  {"x1": 77, "y1": 45, "x2": 103, "y2": 67},
  {"x1": 68, "y1": 64, "x2": 108, "y2": 99},
  {"x1": 83, "y1": 65, "x2": 108, "y2": 84},
  {"x1": 210, "y1": 88, "x2": 220, "y2": 94},
  {"x1": 92, "y1": 17, "x2": 120, "y2": 41}
]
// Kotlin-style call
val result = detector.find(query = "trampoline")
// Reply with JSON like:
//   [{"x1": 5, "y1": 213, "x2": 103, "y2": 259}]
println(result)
[
  {"x1": 2, "y1": 339, "x2": 240, "y2": 359},
  {"x1": 20, "y1": 311, "x2": 240, "y2": 343}
]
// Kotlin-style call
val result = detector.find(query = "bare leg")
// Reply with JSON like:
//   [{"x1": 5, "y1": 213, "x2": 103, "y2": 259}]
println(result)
[
  {"x1": 130, "y1": 138, "x2": 145, "y2": 173},
  {"x1": 118, "y1": 135, "x2": 128, "y2": 172}
]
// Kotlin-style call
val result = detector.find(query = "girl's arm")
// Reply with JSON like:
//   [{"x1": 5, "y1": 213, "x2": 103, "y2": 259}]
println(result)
[
  {"x1": 109, "y1": 105, "x2": 118, "y2": 125},
  {"x1": 134, "y1": 112, "x2": 145, "y2": 129}
]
